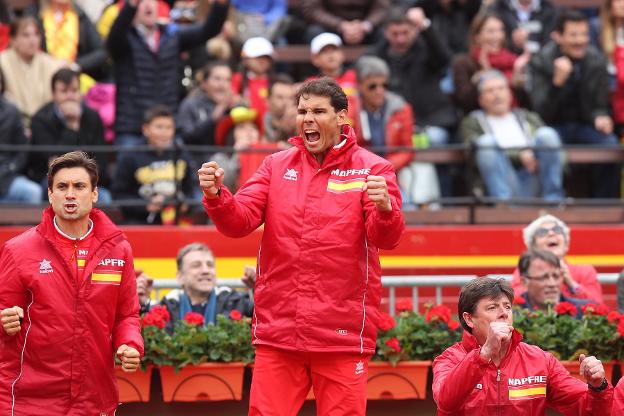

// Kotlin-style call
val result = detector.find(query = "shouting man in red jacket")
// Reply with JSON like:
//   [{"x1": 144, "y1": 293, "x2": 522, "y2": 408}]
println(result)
[
  {"x1": 198, "y1": 77, "x2": 405, "y2": 416},
  {"x1": 433, "y1": 277, "x2": 612, "y2": 415},
  {"x1": 0, "y1": 151, "x2": 143, "y2": 416}
]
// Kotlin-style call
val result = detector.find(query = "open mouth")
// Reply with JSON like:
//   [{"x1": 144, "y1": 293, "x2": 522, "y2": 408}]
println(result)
[
  {"x1": 305, "y1": 130, "x2": 320, "y2": 143},
  {"x1": 547, "y1": 241, "x2": 559, "y2": 248},
  {"x1": 64, "y1": 203, "x2": 78, "y2": 213}
]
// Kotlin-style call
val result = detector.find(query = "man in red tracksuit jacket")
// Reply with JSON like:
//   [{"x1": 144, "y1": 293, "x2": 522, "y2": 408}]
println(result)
[
  {"x1": 198, "y1": 77, "x2": 405, "y2": 416},
  {"x1": 433, "y1": 277, "x2": 613, "y2": 415},
  {"x1": 0, "y1": 151, "x2": 143, "y2": 416}
]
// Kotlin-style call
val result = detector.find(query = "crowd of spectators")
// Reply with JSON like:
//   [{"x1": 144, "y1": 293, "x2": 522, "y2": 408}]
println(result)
[{"x1": 0, "y1": 0, "x2": 622, "y2": 223}]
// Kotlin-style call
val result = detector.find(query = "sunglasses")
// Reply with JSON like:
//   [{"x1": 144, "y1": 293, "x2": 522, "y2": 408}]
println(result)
[
  {"x1": 534, "y1": 225, "x2": 564, "y2": 238},
  {"x1": 366, "y1": 82, "x2": 389, "y2": 91}
]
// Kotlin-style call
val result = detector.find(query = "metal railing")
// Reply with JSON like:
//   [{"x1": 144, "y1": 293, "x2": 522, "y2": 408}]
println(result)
[{"x1": 152, "y1": 273, "x2": 620, "y2": 316}]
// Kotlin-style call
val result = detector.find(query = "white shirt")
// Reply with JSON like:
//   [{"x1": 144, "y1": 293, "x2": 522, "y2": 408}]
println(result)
[{"x1": 485, "y1": 113, "x2": 530, "y2": 149}]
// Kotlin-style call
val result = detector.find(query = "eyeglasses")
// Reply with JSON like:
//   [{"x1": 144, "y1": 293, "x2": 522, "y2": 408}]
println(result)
[
  {"x1": 534, "y1": 225, "x2": 564, "y2": 238},
  {"x1": 366, "y1": 82, "x2": 389, "y2": 91},
  {"x1": 523, "y1": 272, "x2": 562, "y2": 283}
]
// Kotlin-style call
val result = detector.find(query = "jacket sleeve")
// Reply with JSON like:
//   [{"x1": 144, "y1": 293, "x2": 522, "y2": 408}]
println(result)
[
  {"x1": 300, "y1": 0, "x2": 342, "y2": 32},
  {"x1": 458, "y1": 114, "x2": 484, "y2": 144},
  {"x1": 529, "y1": 51, "x2": 564, "y2": 124},
  {"x1": 421, "y1": 25, "x2": 451, "y2": 73},
  {"x1": 106, "y1": 2, "x2": 136, "y2": 59},
  {"x1": 365, "y1": 0, "x2": 390, "y2": 28},
  {"x1": 545, "y1": 352, "x2": 613, "y2": 415},
  {"x1": 178, "y1": 0, "x2": 229, "y2": 51},
  {"x1": 432, "y1": 347, "x2": 488, "y2": 414},
  {"x1": 112, "y1": 242, "x2": 144, "y2": 356},
  {"x1": 569, "y1": 265, "x2": 603, "y2": 303},
  {"x1": 177, "y1": 99, "x2": 217, "y2": 146},
  {"x1": 0, "y1": 245, "x2": 27, "y2": 336},
  {"x1": 76, "y1": 13, "x2": 107, "y2": 75},
  {"x1": 385, "y1": 104, "x2": 415, "y2": 171},
  {"x1": 363, "y1": 161, "x2": 404, "y2": 249},
  {"x1": 203, "y1": 154, "x2": 272, "y2": 237},
  {"x1": 452, "y1": 55, "x2": 479, "y2": 114}
]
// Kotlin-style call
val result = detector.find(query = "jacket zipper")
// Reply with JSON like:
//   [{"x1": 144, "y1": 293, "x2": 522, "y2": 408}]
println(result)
[{"x1": 497, "y1": 368, "x2": 501, "y2": 416}]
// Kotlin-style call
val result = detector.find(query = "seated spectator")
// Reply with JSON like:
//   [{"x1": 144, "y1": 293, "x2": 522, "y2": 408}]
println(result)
[
  {"x1": 530, "y1": 9, "x2": 620, "y2": 198},
  {"x1": 452, "y1": 12, "x2": 530, "y2": 116},
  {"x1": 230, "y1": 0, "x2": 288, "y2": 43},
  {"x1": 350, "y1": 56, "x2": 414, "y2": 193},
  {"x1": 516, "y1": 249, "x2": 590, "y2": 317},
  {"x1": 263, "y1": 73, "x2": 297, "y2": 144},
  {"x1": 231, "y1": 36, "x2": 274, "y2": 120},
  {"x1": 0, "y1": 16, "x2": 64, "y2": 129},
  {"x1": 308, "y1": 32, "x2": 358, "y2": 98},
  {"x1": 112, "y1": 105, "x2": 196, "y2": 224},
  {"x1": 30, "y1": 68, "x2": 112, "y2": 204},
  {"x1": 178, "y1": 60, "x2": 236, "y2": 167},
  {"x1": 0, "y1": 69, "x2": 41, "y2": 204},
  {"x1": 487, "y1": 0, "x2": 559, "y2": 54},
  {"x1": 139, "y1": 242, "x2": 254, "y2": 331},
  {"x1": 107, "y1": 0, "x2": 229, "y2": 147},
  {"x1": 433, "y1": 277, "x2": 613, "y2": 414},
  {"x1": 511, "y1": 214, "x2": 604, "y2": 303},
  {"x1": 458, "y1": 70, "x2": 563, "y2": 201},
  {"x1": 300, "y1": 0, "x2": 389, "y2": 45}
]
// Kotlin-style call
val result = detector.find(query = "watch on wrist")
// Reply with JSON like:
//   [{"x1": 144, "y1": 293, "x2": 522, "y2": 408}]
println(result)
[{"x1": 588, "y1": 378, "x2": 608, "y2": 392}]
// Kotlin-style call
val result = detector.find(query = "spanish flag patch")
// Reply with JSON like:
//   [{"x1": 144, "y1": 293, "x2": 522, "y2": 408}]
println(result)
[
  {"x1": 327, "y1": 178, "x2": 365, "y2": 193},
  {"x1": 91, "y1": 272, "x2": 122, "y2": 285},
  {"x1": 508, "y1": 386, "x2": 546, "y2": 400}
]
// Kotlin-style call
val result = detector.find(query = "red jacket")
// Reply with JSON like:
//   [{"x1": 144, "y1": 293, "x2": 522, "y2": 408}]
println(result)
[
  {"x1": 433, "y1": 330, "x2": 613, "y2": 415},
  {"x1": 204, "y1": 125, "x2": 405, "y2": 354},
  {"x1": 614, "y1": 377, "x2": 624, "y2": 414},
  {"x1": 511, "y1": 261, "x2": 603, "y2": 303},
  {"x1": 0, "y1": 208, "x2": 143, "y2": 416}
]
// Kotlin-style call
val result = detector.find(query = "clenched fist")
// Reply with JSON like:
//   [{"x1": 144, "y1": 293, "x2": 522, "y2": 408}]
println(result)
[
  {"x1": 1, "y1": 306, "x2": 24, "y2": 336},
  {"x1": 198, "y1": 161, "x2": 225, "y2": 199}
]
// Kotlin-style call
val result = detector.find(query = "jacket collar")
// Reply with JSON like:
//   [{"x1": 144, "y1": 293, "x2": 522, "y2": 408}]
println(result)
[
  {"x1": 289, "y1": 124, "x2": 359, "y2": 168},
  {"x1": 461, "y1": 327, "x2": 523, "y2": 355},
  {"x1": 37, "y1": 207, "x2": 122, "y2": 243}
]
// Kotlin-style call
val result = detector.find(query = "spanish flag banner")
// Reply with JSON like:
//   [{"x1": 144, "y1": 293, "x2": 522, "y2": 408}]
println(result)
[
  {"x1": 508, "y1": 386, "x2": 547, "y2": 400},
  {"x1": 91, "y1": 272, "x2": 122, "y2": 285},
  {"x1": 327, "y1": 178, "x2": 365, "y2": 193}
]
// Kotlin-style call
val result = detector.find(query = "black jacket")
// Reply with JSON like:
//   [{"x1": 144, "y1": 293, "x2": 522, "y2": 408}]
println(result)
[{"x1": 0, "y1": 98, "x2": 28, "y2": 195}]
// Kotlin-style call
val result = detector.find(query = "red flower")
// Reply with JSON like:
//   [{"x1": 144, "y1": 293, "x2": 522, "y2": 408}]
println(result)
[
  {"x1": 608, "y1": 311, "x2": 622, "y2": 323},
  {"x1": 142, "y1": 305, "x2": 171, "y2": 329},
  {"x1": 426, "y1": 305, "x2": 451, "y2": 323},
  {"x1": 554, "y1": 302, "x2": 578, "y2": 316},
  {"x1": 581, "y1": 304, "x2": 609, "y2": 316},
  {"x1": 229, "y1": 310, "x2": 242, "y2": 321},
  {"x1": 183, "y1": 312, "x2": 205, "y2": 326},
  {"x1": 385, "y1": 337, "x2": 401, "y2": 353},
  {"x1": 513, "y1": 295, "x2": 526, "y2": 305},
  {"x1": 396, "y1": 298, "x2": 413, "y2": 312},
  {"x1": 448, "y1": 320, "x2": 461, "y2": 331},
  {"x1": 377, "y1": 313, "x2": 396, "y2": 331}
]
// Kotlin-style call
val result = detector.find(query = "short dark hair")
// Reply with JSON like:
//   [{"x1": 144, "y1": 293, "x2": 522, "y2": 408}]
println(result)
[
  {"x1": 295, "y1": 77, "x2": 348, "y2": 112},
  {"x1": 9, "y1": 16, "x2": 39, "y2": 38},
  {"x1": 555, "y1": 8, "x2": 588, "y2": 33},
  {"x1": 518, "y1": 249, "x2": 560, "y2": 277},
  {"x1": 200, "y1": 60, "x2": 231, "y2": 81},
  {"x1": 269, "y1": 73, "x2": 294, "y2": 96},
  {"x1": 458, "y1": 277, "x2": 514, "y2": 333},
  {"x1": 143, "y1": 105, "x2": 174, "y2": 125},
  {"x1": 47, "y1": 151, "x2": 99, "y2": 190},
  {"x1": 384, "y1": 6, "x2": 410, "y2": 27},
  {"x1": 51, "y1": 68, "x2": 79, "y2": 92},
  {"x1": 176, "y1": 242, "x2": 214, "y2": 271}
]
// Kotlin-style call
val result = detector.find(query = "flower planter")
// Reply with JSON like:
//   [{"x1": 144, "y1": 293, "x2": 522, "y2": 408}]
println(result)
[
  {"x1": 115, "y1": 366, "x2": 153, "y2": 403},
  {"x1": 560, "y1": 360, "x2": 616, "y2": 385},
  {"x1": 160, "y1": 362, "x2": 246, "y2": 402},
  {"x1": 306, "y1": 360, "x2": 431, "y2": 400}
]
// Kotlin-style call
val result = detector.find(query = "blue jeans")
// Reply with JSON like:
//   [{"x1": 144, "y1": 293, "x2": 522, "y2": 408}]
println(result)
[
  {"x1": 0, "y1": 176, "x2": 42, "y2": 204},
  {"x1": 475, "y1": 127, "x2": 564, "y2": 201}
]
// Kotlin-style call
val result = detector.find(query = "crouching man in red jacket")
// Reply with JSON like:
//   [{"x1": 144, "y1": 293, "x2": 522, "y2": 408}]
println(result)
[
  {"x1": 0, "y1": 151, "x2": 143, "y2": 416},
  {"x1": 433, "y1": 277, "x2": 612, "y2": 415},
  {"x1": 198, "y1": 77, "x2": 405, "y2": 416}
]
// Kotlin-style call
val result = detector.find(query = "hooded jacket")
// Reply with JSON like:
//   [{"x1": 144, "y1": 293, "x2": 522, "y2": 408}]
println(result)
[
  {"x1": 0, "y1": 208, "x2": 143, "y2": 416},
  {"x1": 203, "y1": 125, "x2": 404, "y2": 354}
]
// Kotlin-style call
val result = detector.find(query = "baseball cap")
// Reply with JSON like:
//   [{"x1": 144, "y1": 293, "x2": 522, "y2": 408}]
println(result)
[
  {"x1": 241, "y1": 37, "x2": 275, "y2": 59},
  {"x1": 310, "y1": 32, "x2": 343, "y2": 54}
]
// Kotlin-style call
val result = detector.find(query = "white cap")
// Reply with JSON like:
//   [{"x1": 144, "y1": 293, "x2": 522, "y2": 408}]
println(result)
[
  {"x1": 241, "y1": 37, "x2": 275, "y2": 59},
  {"x1": 310, "y1": 32, "x2": 342, "y2": 55}
]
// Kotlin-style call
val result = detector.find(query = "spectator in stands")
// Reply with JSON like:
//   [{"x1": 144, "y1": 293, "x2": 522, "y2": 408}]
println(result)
[
  {"x1": 530, "y1": 9, "x2": 620, "y2": 198},
  {"x1": 112, "y1": 105, "x2": 196, "y2": 224},
  {"x1": 511, "y1": 214, "x2": 604, "y2": 303},
  {"x1": 178, "y1": 60, "x2": 236, "y2": 167},
  {"x1": 139, "y1": 242, "x2": 254, "y2": 331},
  {"x1": 230, "y1": 0, "x2": 288, "y2": 43},
  {"x1": 263, "y1": 73, "x2": 297, "y2": 144},
  {"x1": 32, "y1": 0, "x2": 107, "y2": 80},
  {"x1": 452, "y1": 12, "x2": 530, "y2": 116},
  {"x1": 516, "y1": 249, "x2": 590, "y2": 317},
  {"x1": 459, "y1": 70, "x2": 564, "y2": 201},
  {"x1": 433, "y1": 277, "x2": 613, "y2": 414},
  {"x1": 308, "y1": 32, "x2": 358, "y2": 98},
  {"x1": 97, "y1": 0, "x2": 170, "y2": 39},
  {"x1": 136, "y1": 268, "x2": 154, "y2": 314},
  {"x1": 231, "y1": 36, "x2": 274, "y2": 120},
  {"x1": 300, "y1": 0, "x2": 389, "y2": 45},
  {"x1": 0, "y1": 69, "x2": 42, "y2": 204},
  {"x1": 30, "y1": 68, "x2": 112, "y2": 204},
  {"x1": 487, "y1": 0, "x2": 559, "y2": 54},
  {"x1": 107, "y1": 0, "x2": 229, "y2": 147},
  {"x1": 351, "y1": 56, "x2": 414, "y2": 192},
  {"x1": 0, "y1": 16, "x2": 64, "y2": 129}
]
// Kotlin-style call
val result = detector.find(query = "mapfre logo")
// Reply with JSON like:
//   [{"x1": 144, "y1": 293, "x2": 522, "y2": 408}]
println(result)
[
  {"x1": 98, "y1": 258, "x2": 125, "y2": 267},
  {"x1": 330, "y1": 168, "x2": 371, "y2": 177},
  {"x1": 508, "y1": 375, "x2": 547, "y2": 386}
]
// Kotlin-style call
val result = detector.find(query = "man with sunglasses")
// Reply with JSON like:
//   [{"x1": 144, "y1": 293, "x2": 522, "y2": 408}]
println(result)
[
  {"x1": 511, "y1": 214, "x2": 603, "y2": 303},
  {"x1": 517, "y1": 249, "x2": 590, "y2": 318}
]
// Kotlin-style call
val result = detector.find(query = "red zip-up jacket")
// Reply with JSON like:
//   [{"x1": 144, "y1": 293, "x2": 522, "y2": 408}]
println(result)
[
  {"x1": 0, "y1": 208, "x2": 143, "y2": 416},
  {"x1": 203, "y1": 125, "x2": 405, "y2": 354},
  {"x1": 433, "y1": 330, "x2": 613, "y2": 415}
]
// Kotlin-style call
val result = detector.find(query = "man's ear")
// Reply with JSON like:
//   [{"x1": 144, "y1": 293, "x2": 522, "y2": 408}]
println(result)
[
  {"x1": 551, "y1": 31, "x2": 561, "y2": 44},
  {"x1": 336, "y1": 108, "x2": 347, "y2": 125},
  {"x1": 462, "y1": 312, "x2": 475, "y2": 330}
]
